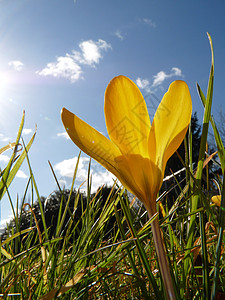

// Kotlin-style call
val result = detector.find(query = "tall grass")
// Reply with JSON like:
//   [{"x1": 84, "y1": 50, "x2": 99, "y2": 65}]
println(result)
[{"x1": 0, "y1": 34, "x2": 225, "y2": 299}]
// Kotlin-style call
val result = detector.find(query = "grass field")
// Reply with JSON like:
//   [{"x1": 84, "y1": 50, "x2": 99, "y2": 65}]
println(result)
[{"x1": 0, "y1": 34, "x2": 224, "y2": 300}]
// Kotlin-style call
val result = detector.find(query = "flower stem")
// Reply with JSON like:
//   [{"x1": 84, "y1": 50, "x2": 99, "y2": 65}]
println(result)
[{"x1": 149, "y1": 212, "x2": 176, "y2": 299}]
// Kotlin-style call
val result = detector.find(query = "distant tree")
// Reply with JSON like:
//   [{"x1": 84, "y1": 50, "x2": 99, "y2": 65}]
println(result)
[
  {"x1": 165, "y1": 112, "x2": 201, "y2": 176},
  {"x1": 217, "y1": 109, "x2": 225, "y2": 146},
  {"x1": 161, "y1": 113, "x2": 202, "y2": 203},
  {"x1": 162, "y1": 111, "x2": 221, "y2": 208},
  {"x1": 1, "y1": 186, "x2": 124, "y2": 253}
]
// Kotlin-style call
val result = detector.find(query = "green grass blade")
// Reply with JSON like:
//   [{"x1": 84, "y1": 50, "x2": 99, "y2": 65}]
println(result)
[
  {"x1": 199, "y1": 210, "x2": 210, "y2": 298},
  {"x1": 197, "y1": 83, "x2": 225, "y2": 172},
  {"x1": 119, "y1": 194, "x2": 162, "y2": 299},
  {"x1": 114, "y1": 204, "x2": 149, "y2": 299},
  {"x1": 2, "y1": 130, "x2": 36, "y2": 196},
  {"x1": 0, "y1": 111, "x2": 25, "y2": 199},
  {"x1": 184, "y1": 33, "x2": 214, "y2": 281},
  {"x1": 211, "y1": 173, "x2": 225, "y2": 299},
  {"x1": 23, "y1": 137, "x2": 49, "y2": 243}
]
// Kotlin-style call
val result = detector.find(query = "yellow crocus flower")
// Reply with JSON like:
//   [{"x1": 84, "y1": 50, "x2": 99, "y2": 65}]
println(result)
[
  {"x1": 211, "y1": 195, "x2": 221, "y2": 206},
  {"x1": 61, "y1": 75, "x2": 192, "y2": 217},
  {"x1": 61, "y1": 75, "x2": 192, "y2": 299}
]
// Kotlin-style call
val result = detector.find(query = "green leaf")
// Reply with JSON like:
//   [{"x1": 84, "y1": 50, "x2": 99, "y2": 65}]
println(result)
[
  {"x1": 197, "y1": 83, "x2": 225, "y2": 172},
  {"x1": 184, "y1": 32, "x2": 214, "y2": 286},
  {"x1": 0, "y1": 111, "x2": 25, "y2": 200},
  {"x1": 0, "y1": 122, "x2": 36, "y2": 200}
]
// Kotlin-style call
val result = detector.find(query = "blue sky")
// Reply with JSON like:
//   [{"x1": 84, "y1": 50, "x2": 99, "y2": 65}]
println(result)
[{"x1": 0, "y1": 0, "x2": 225, "y2": 226}]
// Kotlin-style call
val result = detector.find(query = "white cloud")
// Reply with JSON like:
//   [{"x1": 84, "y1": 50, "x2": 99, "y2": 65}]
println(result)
[
  {"x1": 143, "y1": 18, "x2": 156, "y2": 28},
  {"x1": 0, "y1": 154, "x2": 10, "y2": 163},
  {"x1": 8, "y1": 60, "x2": 24, "y2": 71},
  {"x1": 136, "y1": 78, "x2": 150, "y2": 89},
  {"x1": 136, "y1": 67, "x2": 183, "y2": 98},
  {"x1": 57, "y1": 132, "x2": 70, "y2": 140},
  {"x1": 37, "y1": 39, "x2": 111, "y2": 82},
  {"x1": 37, "y1": 55, "x2": 82, "y2": 83},
  {"x1": 79, "y1": 39, "x2": 111, "y2": 65},
  {"x1": 0, "y1": 133, "x2": 11, "y2": 142},
  {"x1": 16, "y1": 170, "x2": 28, "y2": 179},
  {"x1": 171, "y1": 67, "x2": 182, "y2": 76},
  {"x1": 0, "y1": 215, "x2": 14, "y2": 232},
  {"x1": 152, "y1": 67, "x2": 183, "y2": 87},
  {"x1": 22, "y1": 128, "x2": 32, "y2": 135},
  {"x1": 115, "y1": 30, "x2": 124, "y2": 40},
  {"x1": 152, "y1": 71, "x2": 168, "y2": 87},
  {"x1": 54, "y1": 156, "x2": 116, "y2": 192}
]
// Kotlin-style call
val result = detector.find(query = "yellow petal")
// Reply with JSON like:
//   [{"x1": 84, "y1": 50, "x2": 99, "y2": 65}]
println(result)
[
  {"x1": 115, "y1": 154, "x2": 162, "y2": 215},
  {"x1": 104, "y1": 75, "x2": 151, "y2": 156},
  {"x1": 211, "y1": 195, "x2": 221, "y2": 206},
  {"x1": 149, "y1": 80, "x2": 192, "y2": 172},
  {"x1": 61, "y1": 108, "x2": 122, "y2": 177}
]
